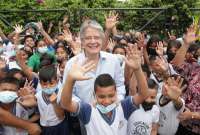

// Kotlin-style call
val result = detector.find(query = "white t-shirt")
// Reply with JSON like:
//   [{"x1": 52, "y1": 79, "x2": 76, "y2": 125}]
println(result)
[
  {"x1": 156, "y1": 93, "x2": 185, "y2": 135},
  {"x1": 127, "y1": 105, "x2": 160, "y2": 135},
  {"x1": 35, "y1": 90, "x2": 64, "y2": 127}
]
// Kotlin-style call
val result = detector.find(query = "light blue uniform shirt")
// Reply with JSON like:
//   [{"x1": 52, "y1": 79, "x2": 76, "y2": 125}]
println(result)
[{"x1": 62, "y1": 51, "x2": 126, "y2": 103}]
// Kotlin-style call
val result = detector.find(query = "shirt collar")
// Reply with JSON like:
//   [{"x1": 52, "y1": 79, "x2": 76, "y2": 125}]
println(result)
[{"x1": 81, "y1": 51, "x2": 107, "y2": 61}]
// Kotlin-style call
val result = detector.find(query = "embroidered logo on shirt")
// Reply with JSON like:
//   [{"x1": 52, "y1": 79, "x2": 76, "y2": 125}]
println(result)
[{"x1": 128, "y1": 121, "x2": 149, "y2": 135}]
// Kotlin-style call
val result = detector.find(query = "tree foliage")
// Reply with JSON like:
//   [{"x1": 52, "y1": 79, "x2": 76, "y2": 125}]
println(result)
[{"x1": 0, "y1": 0, "x2": 199, "y2": 36}]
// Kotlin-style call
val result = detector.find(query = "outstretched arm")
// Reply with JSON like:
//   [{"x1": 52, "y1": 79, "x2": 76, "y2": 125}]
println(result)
[
  {"x1": 0, "y1": 107, "x2": 41, "y2": 135},
  {"x1": 102, "y1": 11, "x2": 118, "y2": 51},
  {"x1": 125, "y1": 44, "x2": 149, "y2": 105},
  {"x1": 61, "y1": 59, "x2": 95, "y2": 113},
  {"x1": 172, "y1": 25, "x2": 197, "y2": 66},
  {"x1": 36, "y1": 21, "x2": 55, "y2": 45}
]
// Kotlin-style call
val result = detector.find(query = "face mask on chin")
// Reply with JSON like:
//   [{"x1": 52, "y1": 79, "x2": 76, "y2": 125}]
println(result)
[
  {"x1": 42, "y1": 85, "x2": 58, "y2": 95},
  {"x1": 0, "y1": 91, "x2": 18, "y2": 104},
  {"x1": 141, "y1": 101, "x2": 155, "y2": 111},
  {"x1": 96, "y1": 102, "x2": 117, "y2": 114}
]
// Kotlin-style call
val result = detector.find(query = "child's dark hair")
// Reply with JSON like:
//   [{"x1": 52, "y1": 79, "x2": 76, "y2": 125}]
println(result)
[
  {"x1": 149, "y1": 55, "x2": 157, "y2": 64},
  {"x1": 0, "y1": 77, "x2": 20, "y2": 90},
  {"x1": 39, "y1": 53, "x2": 55, "y2": 68},
  {"x1": 54, "y1": 41, "x2": 74, "y2": 58},
  {"x1": 94, "y1": 74, "x2": 116, "y2": 92},
  {"x1": 7, "y1": 68, "x2": 26, "y2": 88},
  {"x1": 112, "y1": 44, "x2": 126, "y2": 55},
  {"x1": 147, "y1": 79, "x2": 158, "y2": 90},
  {"x1": 39, "y1": 65, "x2": 57, "y2": 82},
  {"x1": 7, "y1": 68, "x2": 25, "y2": 78},
  {"x1": 23, "y1": 35, "x2": 35, "y2": 43}
]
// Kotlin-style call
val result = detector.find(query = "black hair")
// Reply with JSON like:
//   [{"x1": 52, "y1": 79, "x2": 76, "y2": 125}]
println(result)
[
  {"x1": 35, "y1": 39, "x2": 45, "y2": 47},
  {"x1": 142, "y1": 64, "x2": 151, "y2": 78},
  {"x1": 20, "y1": 48, "x2": 33, "y2": 58},
  {"x1": 39, "y1": 53, "x2": 55, "y2": 68},
  {"x1": 54, "y1": 41, "x2": 74, "y2": 58},
  {"x1": 7, "y1": 68, "x2": 26, "y2": 88},
  {"x1": 23, "y1": 35, "x2": 35, "y2": 43},
  {"x1": 0, "y1": 77, "x2": 20, "y2": 90},
  {"x1": 112, "y1": 44, "x2": 126, "y2": 55},
  {"x1": 149, "y1": 55, "x2": 158, "y2": 64},
  {"x1": 147, "y1": 79, "x2": 158, "y2": 90},
  {"x1": 94, "y1": 74, "x2": 116, "y2": 92},
  {"x1": 167, "y1": 40, "x2": 181, "y2": 53},
  {"x1": 39, "y1": 65, "x2": 57, "y2": 82},
  {"x1": 7, "y1": 68, "x2": 25, "y2": 78},
  {"x1": 146, "y1": 34, "x2": 161, "y2": 55},
  {"x1": 187, "y1": 43, "x2": 200, "y2": 59}
]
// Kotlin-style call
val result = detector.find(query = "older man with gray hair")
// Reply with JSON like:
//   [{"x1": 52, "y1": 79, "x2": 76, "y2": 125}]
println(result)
[{"x1": 61, "y1": 20, "x2": 125, "y2": 103}]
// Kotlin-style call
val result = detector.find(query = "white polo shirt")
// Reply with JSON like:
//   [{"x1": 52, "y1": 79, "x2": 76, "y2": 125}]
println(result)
[{"x1": 127, "y1": 105, "x2": 160, "y2": 135}]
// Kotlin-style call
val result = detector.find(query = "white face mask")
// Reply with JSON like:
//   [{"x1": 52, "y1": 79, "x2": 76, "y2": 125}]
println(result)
[
  {"x1": 0, "y1": 91, "x2": 18, "y2": 104},
  {"x1": 96, "y1": 102, "x2": 117, "y2": 114},
  {"x1": 38, "y1": 46, "x2": 48, "y2": 54}
]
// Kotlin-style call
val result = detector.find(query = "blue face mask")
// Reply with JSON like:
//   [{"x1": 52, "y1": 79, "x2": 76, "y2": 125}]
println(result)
[
  {"x1": 96, "y1": 102, "x2": 117, "y2": 114},
  {"x1": 42, "y1": 85, "x2": 58, "y2": 95},
  {"x1": 0, "y1": 91, "x2": 18, "y2": 104}
]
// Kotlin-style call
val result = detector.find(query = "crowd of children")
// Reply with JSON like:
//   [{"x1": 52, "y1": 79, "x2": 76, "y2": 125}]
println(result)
[{"x1": 0, "y1": 12, "x2": 200, "y2": 135}]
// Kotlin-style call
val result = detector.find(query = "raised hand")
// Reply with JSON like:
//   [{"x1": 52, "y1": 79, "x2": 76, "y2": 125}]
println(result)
[
  {"x1": 162, "y1": 76, "x2": 187, "y2": 101},
  {"x1": 156, "y1": 41, "x2": 164, "y2": 56},
  {"x1": 63, "y1": 15, "x2": 69, "y2": 24},
  {"x1": 125, "y1": 44, "x2": 142, "y2": 70},
  {"x1": 49, "y1": 21, "x2": 53, "y2": 28},
  {"x1": 17, "y1": 94, "x2": 36, "y2": 107},
  {"x1": 14, "y1": 24, "x2": 24, "y2": 34},
  {"x1": 36, "y1": 21, "x2": 43, "y2": 31},
  {"x1": 157, "y1": 57, "x2": 168, "y2": 72},
  {"x1": 68, "y1": 59, "x2": 95, "y2": 81},
  {"x1": 107, "y1": 38, "x2": 116, "y2": 51},
  {"x1": 19, "y1": 80, "x2": 35, "y2": 96},
  {"x1": 136, "y1": 33, "x2": 145, "y2": 48},
  {"x1": 63, "y1": 29, "x2": 73, "y2": 43},
  {"x1": 168, "y1": 32, "x2": 176, "y2": 40},
  {"x1": 184, "y1": 24, "x2": 198, "y2": 45},
  {"x1": 105, "y1": 11, "x2": 118, "y2": 30},
  {"x1": 71, "y1": 44, "x2": 82, "y2": 55}
]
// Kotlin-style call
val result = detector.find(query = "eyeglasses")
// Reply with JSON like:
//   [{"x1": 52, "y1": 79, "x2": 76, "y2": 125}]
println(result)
[{"x1": 84, "y1": 36, "x2": 101, "y2": 41}]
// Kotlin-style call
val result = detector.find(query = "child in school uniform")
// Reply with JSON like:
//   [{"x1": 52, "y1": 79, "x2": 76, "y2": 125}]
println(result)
[
  {"x1": 60, "y1": 46, "x2": 151, "y2": 135},
  {"x1": 34, "y1": 65, "x2": 69, "y2": 135},
  {"x1": 156, "y1": 75, "x2": 186, "y2": 135},
  {"x1": 17, "y1": 64, "x2": 69, "y2": 135},
  {"x1": 0, "y1": 77, "x2": 35, "y2": 135},
  {"x1": 127, "y1": 79, "x2": 160, "y2": 135}
]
